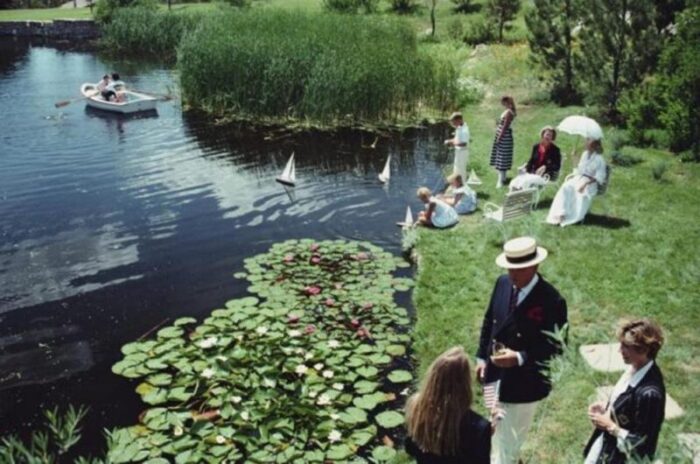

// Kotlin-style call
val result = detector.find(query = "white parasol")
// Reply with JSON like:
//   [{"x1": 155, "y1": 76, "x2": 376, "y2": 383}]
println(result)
[{"x1": 557, "y1": 115, "x2": 604, "y2": 140}]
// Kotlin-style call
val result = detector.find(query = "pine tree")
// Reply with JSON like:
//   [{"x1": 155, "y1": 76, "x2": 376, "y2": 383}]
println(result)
[
  {"x1": 486, "y1": 0, "x2": 521, "y2": 42},
  {"x1": 577, "y1": 0, "x2": 661, "y2": 122},
  {"x1": 525, "y1": 0, "x2": 582, "y2": 105}
]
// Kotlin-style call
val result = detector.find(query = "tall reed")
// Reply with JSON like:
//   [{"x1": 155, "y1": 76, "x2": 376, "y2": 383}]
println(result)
[{"x1": 177, "y1": 10, "x2": 458, "y2": 124}]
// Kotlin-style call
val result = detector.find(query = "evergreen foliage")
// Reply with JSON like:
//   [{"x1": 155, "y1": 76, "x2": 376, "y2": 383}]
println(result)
[{"x1": 486, "y1": 0, "x2": 520, "y2": 42}]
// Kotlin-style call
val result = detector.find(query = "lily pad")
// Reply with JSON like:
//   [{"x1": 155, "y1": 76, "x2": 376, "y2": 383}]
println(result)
[
  {"x1": 387, "y1": 370, "x2": 413, "y2": 383},
  {"x1": 375, "y1": 411, "x2": 404, "y2": 429}
]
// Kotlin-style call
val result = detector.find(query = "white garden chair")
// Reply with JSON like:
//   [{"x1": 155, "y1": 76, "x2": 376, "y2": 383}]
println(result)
[{"x1": 483, "y1": 188, "x2": 537, "y2": 238}]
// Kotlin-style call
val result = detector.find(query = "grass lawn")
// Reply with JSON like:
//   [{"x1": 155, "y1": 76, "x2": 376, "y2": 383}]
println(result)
[
  {"x1": 0, "y1": 2, "x2": 217, "y2": 21},
  {"x1": 409, "y1": 42, "x2": 700, "y2": 464}
]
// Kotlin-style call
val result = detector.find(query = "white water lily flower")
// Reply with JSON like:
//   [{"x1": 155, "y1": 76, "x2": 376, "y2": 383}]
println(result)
[
  {"x1": 173, "y1": 425, "x2": 184, "y2": 437},
  {"x1": 215, "y1": 435, "x2": 226, "y2": 444},
  {"x1": 400, "y1": 387, "x2": 410, "y2": 396},
  {"x1": 314, "y1": 363, "x2": 324, "y2": 371},
  {"x1": 231, "y1": 395, "x2": 242, "y2": 404},
  {"x1": 309, "y1": 390, "x2": 318, "y2": 398},
  {"x1": 295, "y1": 364, "x2": 308, "y2": 375},
  {"x1": 263, "y1": 378, "x2": 276, "y2": 388},
  {"x1": 256, "y1": 326, "x2": 268, "y2": 335},
  {"x1": 330, "y1": 413, "x2": 340, "y2": 420},
  {"x1": 332, "y1": 383, "x2": 344, "y2": 391},
  {"x1": 295, "y1": 348, "x2": 305, "y2": 355},
  {"x1": 235, "y1": 334, "x2": 244, "y2": 341},
  {"x1": 317, "y1": 394, "x2": 331, "y2": 406},
  {"x1": 198, "y1": 336, "x2": 217, "y2": 349},
  {"x1": 328, "y1": 430, "x2": 342, "y2": 443},
  {"x1": 216, "y1": 355, "x2": 228, "y2": 362},
  {"x1": 201, "y1": 368, "x2": 215, "y2": 379},
  {"x1": 288, "y1": 329, "x2": 301, "y2": 338},
  {"x1": 241, "y1": 411, "x2": 249, "y2": 421},
  {"x1": 322, "y1": 370, "x2": 334, "y2": 379},
  {"x1": 304, "y1": 352, "x2": 314, "y2": 360},
  {"x1": 327, "y1": 340, "x2": 340, "y2": 348}
]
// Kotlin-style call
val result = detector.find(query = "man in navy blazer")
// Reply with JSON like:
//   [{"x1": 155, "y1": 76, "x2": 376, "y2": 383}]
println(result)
[{"x1": 475, "y1": 237, "x2": 568, "y2": 464}]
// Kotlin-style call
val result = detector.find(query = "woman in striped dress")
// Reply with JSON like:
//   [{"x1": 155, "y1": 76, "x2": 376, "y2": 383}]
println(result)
[{"x1": 490, "y1": 96, "x2": 516, "y2": 188}]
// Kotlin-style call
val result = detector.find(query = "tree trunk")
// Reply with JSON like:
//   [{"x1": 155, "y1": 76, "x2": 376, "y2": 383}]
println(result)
[
  {"x1": 168, "y1": 0, "x2": 171, "y2": 10},
  {"x1": 610, "y1": 0, "x2": 627, "y2": 118},
  {"x1": 430, "y1": 2, "x2": 436, "y2": 36},
  {"x1": 499, "y1": 13, "x2": 504, "y2": 42}
]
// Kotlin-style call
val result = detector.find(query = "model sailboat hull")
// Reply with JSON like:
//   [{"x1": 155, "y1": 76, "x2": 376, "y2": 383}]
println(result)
[{"x1": 276, "y1": 153, "x2": 296, "y2": 186}]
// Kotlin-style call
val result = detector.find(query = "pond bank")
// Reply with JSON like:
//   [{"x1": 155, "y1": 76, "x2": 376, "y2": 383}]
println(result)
[{"x1": 0, "y1": 18, "x2": 99, "y2": 39}]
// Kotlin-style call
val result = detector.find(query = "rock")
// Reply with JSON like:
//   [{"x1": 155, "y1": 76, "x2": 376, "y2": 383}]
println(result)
[
  {"x1": 678, "y1": 433, "x2": 700, "y2": 463},
  {"x1": 580, "y1": 343, "x2": 626, "y2": 372},
  {"x1": 595, "y1": 386, "x2": 685, "y2": 420}
]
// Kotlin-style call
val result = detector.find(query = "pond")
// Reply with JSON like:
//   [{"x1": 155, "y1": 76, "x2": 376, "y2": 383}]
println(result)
[{"x1": 0, "y1": 38, "x2": 451, "y2": 451}]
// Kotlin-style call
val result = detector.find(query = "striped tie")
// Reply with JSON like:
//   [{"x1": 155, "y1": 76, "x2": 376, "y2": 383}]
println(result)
[{"x1": 509, "y1": 286, "x2": 520, "y2": 314}]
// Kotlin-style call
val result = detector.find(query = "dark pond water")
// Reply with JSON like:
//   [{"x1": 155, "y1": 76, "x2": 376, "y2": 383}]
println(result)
[{"x1": 0, "y1": 38, "x2": 451, "y2": 451}]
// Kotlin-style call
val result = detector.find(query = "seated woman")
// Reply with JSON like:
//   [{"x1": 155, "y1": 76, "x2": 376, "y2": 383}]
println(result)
[
  {"x1": 546, "y1": 138, "x2": 606, "y2": 226},
  {"x1": 584, "y1": 319, "x2": 666, "y2": 464},
  {"x1": 509, "y1": 126, "x2": 561, "y2": 191},
  {"x1": 96, "y1": 74, "x2": 110, "y2": 92},
  {"x1": 416, "y1": 187, "x2": 458, "y2": 229},
  {"x1": 101, "y1": 72, "x2": 126, "y2": 102},
  {"x1": 439, "y1": 174, "x2": 477, "y2": 215},
  {"x1": 405, "y1": 346, "x2": 491, "y2": 464}
]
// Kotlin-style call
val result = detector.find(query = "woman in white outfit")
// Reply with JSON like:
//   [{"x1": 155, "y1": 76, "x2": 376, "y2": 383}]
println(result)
[
  {"x1": 546, "y1": 139, "x2": 606, "y2": 227},
  {"x1": 444, "y1": 112, "x2": 470, "y2": 181},
  {"x1": 416, "y1": 187, "x2": 459, "y2": 229}
]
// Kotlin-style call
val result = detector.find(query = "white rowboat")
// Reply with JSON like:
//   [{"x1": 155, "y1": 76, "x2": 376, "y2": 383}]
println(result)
[{"x1": 80, "y1": 83, "x2": 157, "y2": 114}]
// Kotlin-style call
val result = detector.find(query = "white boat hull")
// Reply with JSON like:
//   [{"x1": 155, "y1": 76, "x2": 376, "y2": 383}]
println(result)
[{"x1": 81, "y1": 83, "x2": 157, "y2": 114}]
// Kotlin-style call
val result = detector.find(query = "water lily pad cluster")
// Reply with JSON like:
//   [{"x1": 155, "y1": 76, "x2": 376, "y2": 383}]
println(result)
[{"x1": 109, "y1": 239, "x2": 414, "y2": 463}]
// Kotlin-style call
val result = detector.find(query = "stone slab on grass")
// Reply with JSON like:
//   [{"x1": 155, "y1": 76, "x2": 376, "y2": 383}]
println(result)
[
  {"x1": 580, "y1": 343, "x2": 626, "y2": 372},
  {"x1": 595, "y1": 386, "x2": 684, "y2": 420},
  {"x1": 679, "y1": 433, "x2": 700, "y2": 463}
]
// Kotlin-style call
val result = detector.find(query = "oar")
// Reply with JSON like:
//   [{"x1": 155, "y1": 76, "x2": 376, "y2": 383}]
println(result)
[
  {"x1": 54, "y1": 90, "x2": 98, "y2": 108},
  {"x1": 131, "y1": 89, "x2": 174, "y2": 101}
]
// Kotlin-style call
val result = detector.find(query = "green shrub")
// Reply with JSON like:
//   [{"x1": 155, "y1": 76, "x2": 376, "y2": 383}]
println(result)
[
  {"x1": 451, "y1": 0, "x2": 477, "y2": 14},
  {"x1": 101, "y1": 7, "x2": 205, "y2": 58},
  {"x1": 611, "y1": 152, "x2": 642, "y2": 167},
  {"x1": 177, "y1": 10, "x2": 457, "y2": 124},
  {"x1": 323, "y1": 0, "x2": 360, "y2": 12},
  {"x1": 651, "y1": 161, "x2": 668, "y2": 181},
  {"x1": 462, "y1": 15, "x2": 496, "y2": 45},
  {"x1": 447, "y1": 17, "x2": 464, "y2": 41},
  {"x1": 388, "y1": 0, "x2": 419, "y2": 14},
  {"x1": 619, "y1": 82, "x2": 662, "y2": 147},
  {"x1": 456, "y1": 76, "x2": 485, "y2": 105}
]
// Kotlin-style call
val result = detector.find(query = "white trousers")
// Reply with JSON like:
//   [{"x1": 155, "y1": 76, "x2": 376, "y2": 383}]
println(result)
[
  {"x1": 453, "y1": 147, "x2": 469, "y2": 181},
  {"x1": 492, "y1": 401, "x2": 539, "y2": 464}
]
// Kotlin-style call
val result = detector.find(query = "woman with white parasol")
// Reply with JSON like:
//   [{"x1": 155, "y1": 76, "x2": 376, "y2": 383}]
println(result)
[{"x1": 546, "y1": 116, "x2": 607, "y2": 227}]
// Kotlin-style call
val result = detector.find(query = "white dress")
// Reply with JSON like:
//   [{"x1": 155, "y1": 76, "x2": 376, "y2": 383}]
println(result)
[
  {"x1": 428, "y1": 196, "x2": 459, "y2": 228},
  {"x1": 452, "y1": 186, "x2": 477, "y2": 214},
  {"x1": 452, "y1": 123, "x2": 470, "y2": 181},
  {"x1": 546, "y1": 151, "x2": 606, "y2": 227},
  {"x1": 509, "y1": 172, "x2": 548, "y2": 191}
]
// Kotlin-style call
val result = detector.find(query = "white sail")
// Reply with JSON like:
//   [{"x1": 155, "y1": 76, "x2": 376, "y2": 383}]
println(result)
[
  {"x1": 466, "y1": 169, "x2": 482, "y2": 185},
  {"x1": 397, "y1": 205, "x2": 414, "y2": 228},
  {"x1": 276, "y1": 153, "x2": 296, "y2": 186},
  {"x1": 378, "y1": 155, "x2": 391, "y2": 183}
]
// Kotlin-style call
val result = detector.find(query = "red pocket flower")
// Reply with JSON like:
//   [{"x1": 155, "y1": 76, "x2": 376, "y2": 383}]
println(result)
[{"x1": 526, "y1": 306, "x2": 544, "y2": 324}]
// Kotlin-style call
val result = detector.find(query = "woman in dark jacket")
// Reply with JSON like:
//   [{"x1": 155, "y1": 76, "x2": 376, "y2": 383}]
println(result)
[
  {"x1": 510, "y1": 126, "x2": 562, "y2": 191},
  {"x1": 405, "y1": 346, "x2": 491, "y2": 464},
  {"x1": 584, "y1": 319, "x2": 666, "y2": 464}
]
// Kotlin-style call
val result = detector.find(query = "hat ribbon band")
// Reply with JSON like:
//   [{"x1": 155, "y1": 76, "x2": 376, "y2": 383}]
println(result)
[{"x1": 506, "y1": 250, "x2": 538, "y2": 264}]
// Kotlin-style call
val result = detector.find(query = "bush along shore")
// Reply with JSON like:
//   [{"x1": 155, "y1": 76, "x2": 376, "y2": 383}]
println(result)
[
  {"x1": 109, "y1": 239, "x2": 414, "y2": 463},
  {"x1": 101, "y1": 8, "x2": 458, "y2": 127}
]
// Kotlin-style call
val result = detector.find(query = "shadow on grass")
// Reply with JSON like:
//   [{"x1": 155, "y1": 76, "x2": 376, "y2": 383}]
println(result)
[
  {"x1": 476, "y1": 191, "x2": 491, "y2": 201},
  {"x1": 453, "y1": 3, "x2": 482, "y2": 14},
  {"x1": 534, "y1": 198, "x2": 553, "y2": 210},
  {"x1": 583, "y1": 213, "x2": 631, "y2": 229}
]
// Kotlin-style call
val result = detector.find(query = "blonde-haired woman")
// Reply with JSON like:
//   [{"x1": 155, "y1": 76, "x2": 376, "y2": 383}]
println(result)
[
  {"x1": 546, "y1": 138, "x2": 606, "y2": 226},
  {"x1": 405, "y1": 347, "x2": 491, "y2": 463},
  {"x1": 584, "y1": 319, "x2": 666, "y2": 464},
  {"x1": 416, "y1": 187, "x2": 459, "y2": 229},
  {"x1": 490, "y1": 96, "x2": 517, "y2": 188}
]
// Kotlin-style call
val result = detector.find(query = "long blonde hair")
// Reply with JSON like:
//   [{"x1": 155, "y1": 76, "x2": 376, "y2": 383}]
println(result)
[{"x1": 405, "y1": 346, "x2": 474, "y2": 456}]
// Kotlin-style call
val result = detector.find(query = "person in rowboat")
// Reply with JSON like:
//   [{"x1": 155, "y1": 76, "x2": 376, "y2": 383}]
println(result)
[
  {"x1": 96, "y1": 74, "x2": 110, "y2": 92},
  {"x1": 101, "y1": 72, "x2": 126, "y2": 102}
]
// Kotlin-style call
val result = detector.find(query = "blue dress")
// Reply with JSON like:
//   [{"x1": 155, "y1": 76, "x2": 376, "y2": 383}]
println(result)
[
  {"x1": 429, "y1": 196, "x2": 459, "y2": 228},
  {"x1": 453, "y1": 186, "x2": 477, "y2": 214}
]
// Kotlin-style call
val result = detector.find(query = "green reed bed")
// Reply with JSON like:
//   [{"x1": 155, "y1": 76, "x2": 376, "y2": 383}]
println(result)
[
  {"x1": 109, "y1": 239, "x2": 414, "y2": 463},
  {"x1": 177, "y1": 10, "x2": 458, "y2": 125},
  {"x1": 101, "y1": 7, "x2": 206, "y2": 58}
]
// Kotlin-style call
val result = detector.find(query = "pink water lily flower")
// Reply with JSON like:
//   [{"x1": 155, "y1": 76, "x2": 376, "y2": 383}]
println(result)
[
  {"x1": 362, "y1": 302, "x2": 374, "y2": 311},
  {"x1": 304, "y1": 324, "x2": 317, "y2": 335},
  {"x1": 310, "y1": 243, "x2": 320, "y2": 252},
  {"x1": 310, "y1": 255, "x2": 321, "y2": 265},
  {"x1": 287, "y1": 313, "x2": 300, "y2": 324},
  {"x1": 324, "y1": 298, "x2": 335, "y2": 307},
  {"x1": 283, "y1": 254, "x2": 295, "y2": 263},
  {"x1": 355, "y1": 252, "x2": 369, "y2": 261},
  {"x1": 356, "y1": 327, "x2": 372, "y2": 339},
  {"x1": 305, "y1": 286, "x2": 321, "y2": 296},
  {"x1": 350, "y1": 318, "x2": 361, "y2": 328}
]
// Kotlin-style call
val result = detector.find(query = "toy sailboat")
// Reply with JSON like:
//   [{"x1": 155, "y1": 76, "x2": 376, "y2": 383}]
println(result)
[
  {"x1": 466, "y1": 169, "x2": 482, "y2": 185},
  {"x1": 276, "y1": 153, "x2": 296, "y2": 186},
  {"x1": 378, "y1": 155, "x2": 391, "y2": 183},
  {"x1": 396, "y1": 206, "x2": 414, "y2": 228}
]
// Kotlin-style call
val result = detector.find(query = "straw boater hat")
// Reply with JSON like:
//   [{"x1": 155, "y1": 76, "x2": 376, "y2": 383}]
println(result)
[
  {"x1": 449, "y1": 112, "x2": 463, "y2": 121},
  {"x1": 495, "y1": 236, "x2": 548, "y2": 269}
]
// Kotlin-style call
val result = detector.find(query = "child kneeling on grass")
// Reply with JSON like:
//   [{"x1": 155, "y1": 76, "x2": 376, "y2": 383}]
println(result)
[
  {"x1": 439, "y1": 174, "x2": 477, "y2": 215},
  {"x1": 417, "y1": 187, "x2": 458, "y2": 229}
]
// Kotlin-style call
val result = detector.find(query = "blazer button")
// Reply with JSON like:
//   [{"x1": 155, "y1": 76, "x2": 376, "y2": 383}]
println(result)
[
  {"x1": 517, "y1": 332, "x2": 522, "y2": 338},
  {"x1": 493, "y1": 319, "x2": 497, "y2": 324}
]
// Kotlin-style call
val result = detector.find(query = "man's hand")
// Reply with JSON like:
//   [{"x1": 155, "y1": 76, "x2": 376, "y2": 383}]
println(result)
[
  {"x1": 588, "y1": 402, "x2": 605, "y2": 416},
  {"x1": 475, "y1": 362, "x2": 486, "y2": 383},
  {"x1": 490, "y1": 348, "x2": 519, "y2": 368}
]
